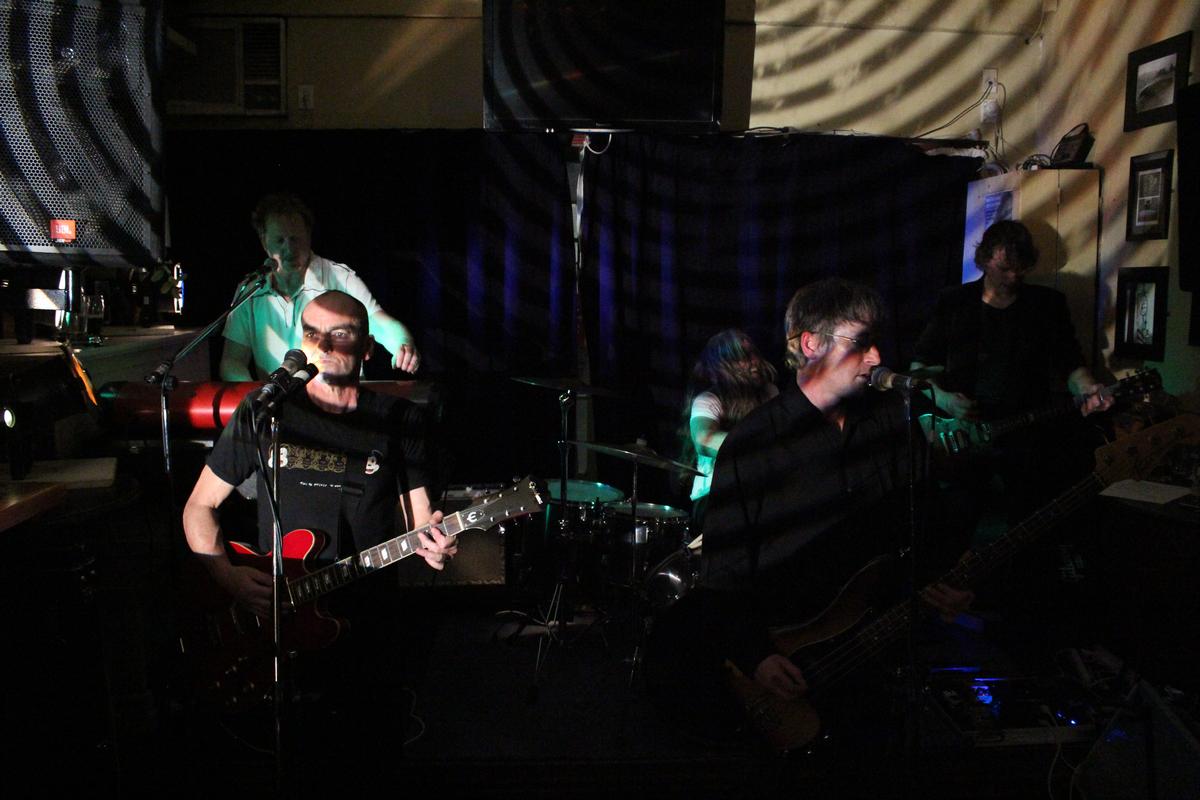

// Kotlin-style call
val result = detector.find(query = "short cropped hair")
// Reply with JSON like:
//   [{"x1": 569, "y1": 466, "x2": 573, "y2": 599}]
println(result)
[
  {"x1": 306, "y1": 290, "x2": 370, "y2": 337},
  {"x1": 783, "y1": 278, "x2": 884, "y2": 370},
  {"x1": 251, "y1": 193, "x2": 315, "y2": 239},
  {"x1": 974, "y1": 219, "x2": 1038, "y2": 271}
]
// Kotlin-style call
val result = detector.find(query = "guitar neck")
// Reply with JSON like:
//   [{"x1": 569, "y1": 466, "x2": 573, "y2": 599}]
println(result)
[
  {"x1": 804, "y1": 412, "x2": 1190, "y2": 694},
  {"x1": 986, "y1": 372, "x2": 1155, "y2": 439},
  {"x1": 985, "y1": 397, "x2": 1076, "y2": 438},
  {"x1": 284, "y1": 477, "x2": 544, "y2": 606},
  {"x1": 286, "y1": 511, "x2": 472, "y2": 605},
  {"x1": 807, "y1": 472, "x2": 1104, "y2": 693}
]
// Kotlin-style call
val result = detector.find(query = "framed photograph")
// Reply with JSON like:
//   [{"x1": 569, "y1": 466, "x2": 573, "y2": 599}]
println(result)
[
  {"x1": 1126, "y1": 150, "x2": 1174, "y2": 241},
  {"x1": 1124, "y1": 32, "x2": 1193, "y2": 131},
  {"x1": 1114, "y1": 267, "x2": 1169, "y2": 361}
]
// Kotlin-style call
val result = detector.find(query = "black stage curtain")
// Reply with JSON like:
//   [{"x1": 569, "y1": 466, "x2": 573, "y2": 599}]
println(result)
[
  {"x1": 167, "y1": 129, "x2": 574, "y2": 378},
  {"x1": 579, "y1": 133, "x2": 980, "y2": 486},
  {"x1": 166, "y1": 129, "x2": 574, "y2": 482}
]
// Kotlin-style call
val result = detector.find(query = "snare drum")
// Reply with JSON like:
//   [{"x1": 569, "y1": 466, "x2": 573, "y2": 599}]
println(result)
[
  {"x1": 603, "y1": 501, "x2": 690, "y2": 549},
  {"x1": 599, "y1": 501, "x2": 690, "y2": 588},
  {"x1": 546, "y1": 480, "x2": 623, "y2": 541}
]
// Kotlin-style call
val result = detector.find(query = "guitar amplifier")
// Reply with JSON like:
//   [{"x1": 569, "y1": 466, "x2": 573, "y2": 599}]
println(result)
[{"x1": 394, "y1": 483, "x2": 533, "y2": 587}]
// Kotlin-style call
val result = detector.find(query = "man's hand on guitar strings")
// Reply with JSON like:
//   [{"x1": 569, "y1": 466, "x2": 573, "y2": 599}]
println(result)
[
  {"x1": 1078, "y1": 384, "x2": 1114, "y2": 417},
  {"x1": 937, "y1": 388, "x2": 978, "y2": 421},
  {"x1": 416, "y1": 511, "x2": 458, "y2": 570},
  {"x1": 754, "y1": 654, "x2": 808, "y2": 699},
  {"x1": 921, "y1": 582, "x2": 975, "y2": 623},
  {"x1": 219, "y1": 563, "x2": 274, "y2": 620}
]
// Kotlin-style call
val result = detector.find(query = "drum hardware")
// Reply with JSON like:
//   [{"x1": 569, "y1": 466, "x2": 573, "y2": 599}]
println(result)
[
  {"x1": 644, "y1": 546, "x2": 701, "y2": 612},
  {"x1": 506, "y1": 378, "x2": 627, "y2": 690},
  {"x1": 564, "y1": 440, "x2": 704, "y2": 478},
  {"x1": 510, "y1": 376, "x2": 625, "y2": 400},
  {"x1": 563, "y1": 439, "x2": 702, "y2": 684}
]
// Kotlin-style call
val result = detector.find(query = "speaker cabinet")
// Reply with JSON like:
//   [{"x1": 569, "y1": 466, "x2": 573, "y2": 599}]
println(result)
[{"x1": 0, "y1": 1, "x2": 163, "y2": 270}]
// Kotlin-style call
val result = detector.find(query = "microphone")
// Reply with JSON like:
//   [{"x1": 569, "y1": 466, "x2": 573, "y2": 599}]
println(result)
[
  {"x1": 254, "y1": 363, "x2": 319, "y2": 426},
  {"x1": 869, "y1": 366, "x2": 930, "y2": 392},
  {"x1": 253, "y1": 349, "x2": 308, "y2": 406},
  {"x1": 288, "y1": 364, "x2": 319, "y2": 388},
  {"x1": 230, "y1": 259, "x2": 275, "y2": 304}
]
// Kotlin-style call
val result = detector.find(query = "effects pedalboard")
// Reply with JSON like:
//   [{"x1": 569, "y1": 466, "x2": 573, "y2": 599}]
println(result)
[{"x1": 926, "y1": 670, "x2": 1099, "y2": 747}]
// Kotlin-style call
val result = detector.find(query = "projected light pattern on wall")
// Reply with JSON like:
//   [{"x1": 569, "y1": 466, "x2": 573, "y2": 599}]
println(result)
[{"x1": 0, "y1": 0, "x2": 163, "y2": 270}]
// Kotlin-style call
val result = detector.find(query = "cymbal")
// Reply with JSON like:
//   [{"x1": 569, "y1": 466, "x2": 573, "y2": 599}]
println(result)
[
  {"x1": 510, "y1": 376, "x2": 625, "y2": 399},
  {"x1": 546, "y1": 479, "x2": 625, "y2": 504},
  {"x1": 566, "y1": 440, "x2": 704, "y2": 477},
  {"x1": 908, "y1": 366, "x2": 944, "y2": 379}
]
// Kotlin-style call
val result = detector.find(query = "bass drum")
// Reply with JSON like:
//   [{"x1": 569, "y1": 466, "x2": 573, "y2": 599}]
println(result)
[{"x1": 644, "y1": 539, "x2": 701, "y2": 612}]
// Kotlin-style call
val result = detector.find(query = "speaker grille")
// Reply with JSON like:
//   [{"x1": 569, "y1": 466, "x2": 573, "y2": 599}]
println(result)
[{"x1": 0, "y1": 0, "x2": 162, "y2": 269}]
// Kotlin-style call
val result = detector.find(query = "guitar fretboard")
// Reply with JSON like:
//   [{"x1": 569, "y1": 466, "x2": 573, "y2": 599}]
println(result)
[
  {"x1": 286, "y1": 487, "x2": 538, "y2": 605},
  {"x1": 804, "y1": 471, "x2": 1105, "y2": 692},
  {"x1": 979, "y1": 372, "x2": 1158, "y2": 444}
]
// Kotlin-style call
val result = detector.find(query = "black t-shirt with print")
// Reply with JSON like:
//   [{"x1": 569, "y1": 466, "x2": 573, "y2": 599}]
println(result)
[{"x1": 207, "y1": 389, "x2": 429, "y2": 562}]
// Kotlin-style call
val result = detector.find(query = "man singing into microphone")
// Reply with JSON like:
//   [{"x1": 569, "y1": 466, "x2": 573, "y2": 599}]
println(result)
[
  {"x1": 219, "y1": 192, "x2": 420, "y2": 380},
  {"x1": 646, "y1": 279, "x2": 969, "y2": 783},
  {"x1": 184, "y1": 290, "x2": 453, "y2": 765}
]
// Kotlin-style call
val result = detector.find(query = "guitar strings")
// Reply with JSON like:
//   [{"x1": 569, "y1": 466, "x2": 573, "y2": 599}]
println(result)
[
  {"x1": 798, "y1": 473, "x2": 1103, "y2": 691},
  {"x1": 804, "y1": 479, "x2": 1099, "y2": 689}
]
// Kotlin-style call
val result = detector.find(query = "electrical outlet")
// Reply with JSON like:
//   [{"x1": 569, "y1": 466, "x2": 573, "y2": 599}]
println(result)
[
  {"x1": 981, "y1": 69, "x2": 997, "y2": 94},
  {"x1": 298, "y1": 85, "x2": 314, "y2": 110}
]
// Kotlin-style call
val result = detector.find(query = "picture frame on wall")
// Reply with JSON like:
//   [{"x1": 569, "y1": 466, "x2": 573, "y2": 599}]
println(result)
[
  {"x1": 1114, "y1": 267, "x2": 1169, "y2": 361},
  {"x1": 1126, "y1": 150, "x2": 1174, "y2": 241},
  {"x1": 1124, "y1": 31, "x2": 1193, "y2": 131}
]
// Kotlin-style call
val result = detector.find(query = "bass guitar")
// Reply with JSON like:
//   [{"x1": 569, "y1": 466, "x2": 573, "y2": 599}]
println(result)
[
  {"x1": 182, "y1": 476, "x2": 545, "y2": 711},
  {"x1": 919, "y1": 369, "x2": 1160, "y2": 460},
  {"x1": 726, "y1": 414, "x2": 1198, "y2": 753}
]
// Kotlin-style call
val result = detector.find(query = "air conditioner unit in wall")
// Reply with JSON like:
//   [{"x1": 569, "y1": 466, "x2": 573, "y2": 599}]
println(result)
[{"x1": 166, "y1": 17, "x2": 284, "y2": 116}]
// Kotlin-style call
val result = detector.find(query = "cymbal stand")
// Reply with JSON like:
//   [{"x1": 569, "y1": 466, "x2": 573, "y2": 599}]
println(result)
[
  {"x1": 624, "y1": 459, "x2": 647, "y2": 685},
  {"x1": 531, "y1": 388, "x2": 581, "y2": 689}
]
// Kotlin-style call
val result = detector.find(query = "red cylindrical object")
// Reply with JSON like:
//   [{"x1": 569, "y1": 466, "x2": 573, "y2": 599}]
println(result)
[{"x1": 99, "y1": 380, "x2": 434, "y2": 437}]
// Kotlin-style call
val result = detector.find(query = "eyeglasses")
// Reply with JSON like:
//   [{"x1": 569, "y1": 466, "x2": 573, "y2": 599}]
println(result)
[{"x1": 817, "y1": 331, "x2": 875, "y2": 352}]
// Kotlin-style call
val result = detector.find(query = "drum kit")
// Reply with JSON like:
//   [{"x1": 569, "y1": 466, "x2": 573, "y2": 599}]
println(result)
[
  {"x1": 507, "y1": 377, "x2": 703, "y2": 681},
  {"x1": 544, "y1": 441, "x2": 698, "y2": 603}
]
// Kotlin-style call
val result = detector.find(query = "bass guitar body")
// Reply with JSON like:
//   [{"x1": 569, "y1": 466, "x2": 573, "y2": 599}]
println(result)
[{"x1": 724, "y1": 556, "x2": 898, "y2": 754}]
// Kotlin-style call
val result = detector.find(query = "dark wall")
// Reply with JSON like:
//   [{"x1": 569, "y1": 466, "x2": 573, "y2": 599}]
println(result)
[{"x1": 165, "y1": 128, "x2": 575, "y2": 484}]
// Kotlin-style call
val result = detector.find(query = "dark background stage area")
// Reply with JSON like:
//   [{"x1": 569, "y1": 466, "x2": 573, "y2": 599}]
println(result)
[
  {"x1": 165, "y1": 128, "x2": 978, "y2": 495},
  {"x1": 3, "y1": 2, "x2": 1200, "y2": 796}
]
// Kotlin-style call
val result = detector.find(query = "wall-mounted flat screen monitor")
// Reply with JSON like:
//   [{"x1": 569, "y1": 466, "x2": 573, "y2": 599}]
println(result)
[{"x1": 483, "y1": 0, "x2": 725, "y2": 133}]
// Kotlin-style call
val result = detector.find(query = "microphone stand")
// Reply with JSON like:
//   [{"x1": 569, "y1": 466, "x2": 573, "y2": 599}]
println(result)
[
  {"x1": 533, "y1": 388, "x2": 577, "y2": 690},
  {"x1": 144, "y1": 271, "x2": 267, "y2": 482},
  {"x1": 251, "y1": 391, "x2": 294, "y2": 793},
  {"x1": 897, "y1": 385, "x2": 932, "y2": 798}
]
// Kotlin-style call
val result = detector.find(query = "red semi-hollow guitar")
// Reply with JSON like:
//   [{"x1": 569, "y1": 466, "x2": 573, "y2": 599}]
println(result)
[{"x1": 181, "y1": 477, "x2": 545, "y2": 711}]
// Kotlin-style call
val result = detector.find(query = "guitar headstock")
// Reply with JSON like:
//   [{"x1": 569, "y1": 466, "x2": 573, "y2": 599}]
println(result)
[
  {"x1": 1115, "y1": 368, "x2": 1163, "y2": 399},
  {"x1": 455, "y1": 476, "x2": 546, "y2": 531},
  {"x1": 1094, "y1": 414, "x2": 1200, "y2": 488}
]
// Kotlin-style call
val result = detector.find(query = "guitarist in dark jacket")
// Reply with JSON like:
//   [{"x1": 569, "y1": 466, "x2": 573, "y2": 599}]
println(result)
[
  {"x1": 912, "y1": 220, "x2": 1110, "y2": 424},
  {"x1": 910, "y1": 219, "x2": 1113, "y2": 651},
  {"x1": 646, "y1": 279, "x2": 971, "y2": 763},
  {"x1": 911, "y1": 220, "x2": 1111, "y2": 512}
]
